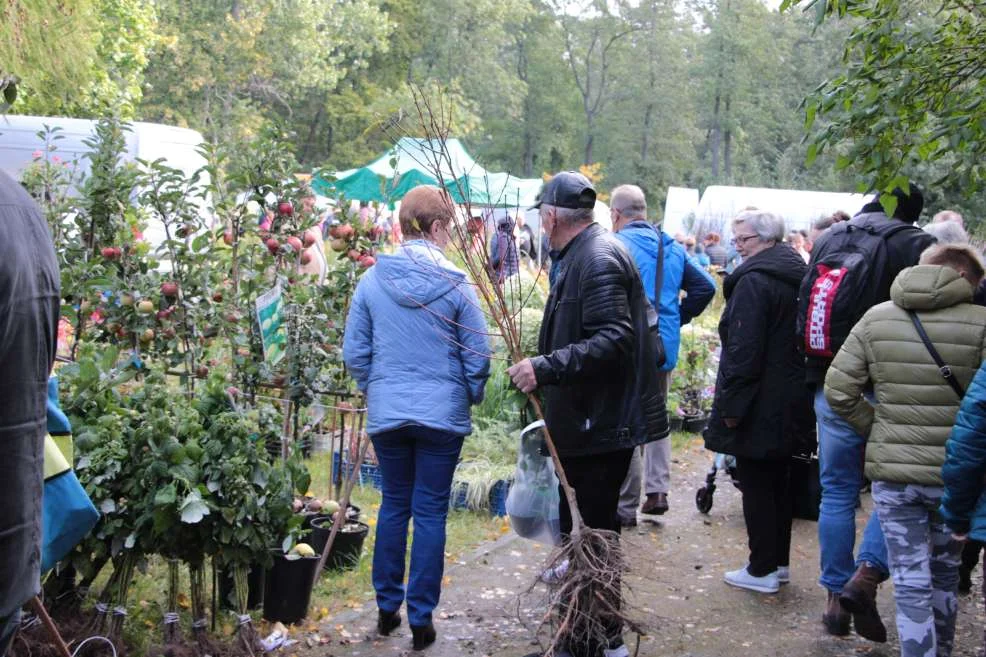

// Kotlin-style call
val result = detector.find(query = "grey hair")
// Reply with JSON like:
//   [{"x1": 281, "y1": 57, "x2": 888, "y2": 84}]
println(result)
[
  {"x1": 923, "y1": 221, "x2": 969, "y2": 244},
  {"x1": 552, "y1": 205, "x2": 595, "y2": 227},
  {"x1": 610, "y1": 184, "x2": 647, "y2": 220},
  {"x1": 733, "y1": 210, "x2": 785, "y2": 243}
]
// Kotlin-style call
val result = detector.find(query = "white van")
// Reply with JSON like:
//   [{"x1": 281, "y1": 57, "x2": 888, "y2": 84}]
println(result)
[{"x1": 0, "y1": 115, "x2": 211, "y2": 250}]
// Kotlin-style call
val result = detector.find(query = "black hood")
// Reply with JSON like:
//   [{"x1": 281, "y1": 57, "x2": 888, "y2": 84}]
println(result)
[{"x1": 724, "y1": 242, "x2": 807, "y2": 298}]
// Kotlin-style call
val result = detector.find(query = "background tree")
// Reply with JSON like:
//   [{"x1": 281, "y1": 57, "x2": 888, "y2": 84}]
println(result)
[
  {"x1": 592, "y1": 0, "x2": 700, "y2": 212},
  {"x1": 140, "y1": 0, "x2": 391, "y2": 152},
  {"x1": 6, "y1": 0, "x2": 891, "y2": 219},
  {"x1": 784, "y1": 0, "x2": 986, "y2": 227},
  {"x1": 2, "y1": 0, "x2": 156, "y2": 117},
  {"x1": 479, "y1": 5, "x2": 582, "y2": 176},
  {"x1": 549, "y1": 0, "x2": 640, "y2": 165}
]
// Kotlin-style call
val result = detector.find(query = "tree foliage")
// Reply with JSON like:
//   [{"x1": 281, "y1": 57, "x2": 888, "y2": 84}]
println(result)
[
  {"x1": 785, "y1": 0, "x2": 986, "y2": 206},
  {"x1": 2, "y1": 0, "x2": 156, "y2": 117},
  {"x1": 1, "y1": 0, "x2": 98, "y2": 110},
  {"x1": 140, "y1": 0, "x2": 391, "y2": 150},
  {"x1": 7, "y1": 0, "x2": 910, "y2": 214}
]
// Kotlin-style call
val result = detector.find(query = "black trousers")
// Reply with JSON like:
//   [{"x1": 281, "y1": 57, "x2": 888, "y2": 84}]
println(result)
[
  {"x1": 559, "y1": 448, "x2": 634, "y2": 536},
  {"x1": 960, "y1": 539, "x2": 984, "y2": 573},
  {"x1": 736, "y1": 456, "x2": 793, "y2": 578},
  {"x1": 557, "y1": 448, "x2": 634, "y2": 657}
]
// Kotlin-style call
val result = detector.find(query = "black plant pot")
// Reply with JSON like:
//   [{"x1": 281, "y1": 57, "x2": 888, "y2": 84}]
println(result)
[
  {"x1": 262, "y1": 552, "x2": 320, "y2": 625},
  {"x1": 299, "y1": 503, "x2": 360, "y2": 533},
  {"x1": 218, "y1": 564, "x2": 265, "y2": 611},
  {"x1": 683, "y1": 414, "x2": 709, "y2": 434},
  {"x1": 669, "y1": 416, "x2": 683, "y2": 432},
  {"x1": 309, "y1": 517, "x2": 370, "y2": 571}
]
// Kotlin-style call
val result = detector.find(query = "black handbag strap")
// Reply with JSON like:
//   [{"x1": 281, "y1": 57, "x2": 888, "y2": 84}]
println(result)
[
  {"x1": 907, "y1": 310, "x2": 966, "y2": 399},
  {"x1": 652, "y1": 229, "x2": 665, "y2": 322}
]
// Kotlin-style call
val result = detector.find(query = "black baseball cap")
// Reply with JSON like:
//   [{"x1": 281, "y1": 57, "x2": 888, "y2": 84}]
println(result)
[{"x1": 531, "y1": 171, "x2": 597, "y2": 210}]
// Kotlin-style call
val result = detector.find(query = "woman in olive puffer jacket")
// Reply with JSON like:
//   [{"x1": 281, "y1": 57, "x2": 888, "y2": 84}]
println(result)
[{"x1": 825, "y1": 247, "x2": 986, "y2": 657}]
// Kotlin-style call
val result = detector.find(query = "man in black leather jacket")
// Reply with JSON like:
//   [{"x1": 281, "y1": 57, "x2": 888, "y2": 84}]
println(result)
[{"x1": 509, "y1": 171, "x2": 668, "y2": 657}]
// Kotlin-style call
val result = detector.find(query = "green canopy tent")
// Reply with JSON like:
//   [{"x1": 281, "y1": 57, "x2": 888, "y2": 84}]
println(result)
[{"x1": 312, "y1": 137, "x2": 541, "y2": 208}]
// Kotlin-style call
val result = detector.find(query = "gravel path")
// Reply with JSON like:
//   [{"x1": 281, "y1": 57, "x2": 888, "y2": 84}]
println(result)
[{"x1": 299, "y1": 438, "x2": 985, "y2": 657}]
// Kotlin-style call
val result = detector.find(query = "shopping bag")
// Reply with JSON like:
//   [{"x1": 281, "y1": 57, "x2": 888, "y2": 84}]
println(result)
[
  {"x1": 506, "y1": 420, "x2": 560, "y2": 545},
  {"x1": 790, "y1": 451, "x2": 821, "y2": 522},
  {"x1": 41, "y1": 376, "x2": 98, "y2": 572}
]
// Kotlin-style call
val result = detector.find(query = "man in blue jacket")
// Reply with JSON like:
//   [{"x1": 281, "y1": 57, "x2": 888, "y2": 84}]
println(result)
[{"x1": 610, "y1": 185, "x2": 716, "y2": 524}]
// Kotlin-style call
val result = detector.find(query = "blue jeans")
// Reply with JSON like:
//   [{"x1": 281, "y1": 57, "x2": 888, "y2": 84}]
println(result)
[
  {"x1": 816, "y1": 389, "x2": 889, "y2": 593},
  {"x1": 371, "y1": 425, "x2": 463, "y2": 627}
]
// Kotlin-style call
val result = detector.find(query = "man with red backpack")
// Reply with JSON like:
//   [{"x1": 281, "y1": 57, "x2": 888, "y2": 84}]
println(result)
[{"x1": 797, "y1": 184, "x2": 936, "y2": 642}]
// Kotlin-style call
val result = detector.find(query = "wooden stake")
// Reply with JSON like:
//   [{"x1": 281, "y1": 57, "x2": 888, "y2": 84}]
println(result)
[
  {"x1": 28, "y1": 596, "x2": 72, "y2": 657},
  {"x1": 313, "y1": 417, "x2": 371, "y2": 587}
]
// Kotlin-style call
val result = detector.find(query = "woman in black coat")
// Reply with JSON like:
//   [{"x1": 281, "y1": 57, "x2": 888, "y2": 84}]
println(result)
[{"x1": 704, "y1": 210, "x2": 813, "y2": 595}]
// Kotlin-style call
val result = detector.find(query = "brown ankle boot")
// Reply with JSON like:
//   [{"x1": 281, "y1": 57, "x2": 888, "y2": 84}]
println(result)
[
  {"x1": 839, "y1": 562, "x2": 888, "y2": 643},
  {"x1": 822, "y1": 591, "x2": 850, "y2": 636}
]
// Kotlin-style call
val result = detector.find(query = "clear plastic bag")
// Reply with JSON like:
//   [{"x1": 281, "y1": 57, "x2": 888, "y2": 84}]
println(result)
[{"x1": 506, "y1": 420, "x2": 561, "y2": 545}]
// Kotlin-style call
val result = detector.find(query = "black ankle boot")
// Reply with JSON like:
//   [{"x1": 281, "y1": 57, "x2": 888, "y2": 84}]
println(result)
[
  {"x1": 411, "y1": 622, "x2": 436, "y2": 650},
  {"x1": 377, "y1": 609, "x2": 401, "y2": 636},
  {"x1": 959, "y1": 567, "x2": 973, "y2": 594}
]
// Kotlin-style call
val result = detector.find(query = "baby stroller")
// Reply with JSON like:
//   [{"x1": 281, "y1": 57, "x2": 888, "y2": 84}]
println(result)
[{"x1": 695, "y1": 452, "x2": 741, "y2": 514}]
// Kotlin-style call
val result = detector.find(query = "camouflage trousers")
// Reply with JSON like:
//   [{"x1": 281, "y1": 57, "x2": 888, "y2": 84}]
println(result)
[{"x1": 872, "y1": 481, "x2": 963, "y2": 657}]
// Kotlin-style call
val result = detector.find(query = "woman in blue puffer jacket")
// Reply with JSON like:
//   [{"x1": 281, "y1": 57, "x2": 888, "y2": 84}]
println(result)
[
  {"x1": 344, "y1": 185, "x2": 490, "y2": 651},
  {"x1": 941, "y1": 358, "x2": 986, "y2": 654}
]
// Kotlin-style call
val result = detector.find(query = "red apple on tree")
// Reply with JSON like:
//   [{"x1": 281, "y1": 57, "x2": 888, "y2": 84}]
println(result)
[
  {"x1": 303, "y1": 232, "x2": 317, "y2": 248},
  {"x1": 359, "y1": 255, "x2": 376, "y2": 268},
  {"x1": 161, "y1": 281, "x2": 179, "y2": 297},
  {"x1": 101, "y1": 246, "x2": 120, "y2": 260},
  {"x1": 223, "y1": 229, "x2": 235, "y2": 246},
  {"x1": 300, "y1": 251, "x2": 313, "y2": 265},
  {"x1": 286, "y1": 236, "x2": 303, "y2": 253},
  {"x1": 277, "y1": 201, "x2": 294, "y2": 216},
  {"x1": 337, "y1": 224, "x2": 355, "y2": 240},
  {"x1": 266, "y1": 237, "x2": 280, "y2": 255}
]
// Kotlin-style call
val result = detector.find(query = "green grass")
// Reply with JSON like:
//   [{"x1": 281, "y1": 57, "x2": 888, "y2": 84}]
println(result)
[
  {"x1": 670, "y1": 431, "x2": 696, "y2": 451},
  {"x1": 303, "y1": 452, "x2": 510, "y2": 625}
]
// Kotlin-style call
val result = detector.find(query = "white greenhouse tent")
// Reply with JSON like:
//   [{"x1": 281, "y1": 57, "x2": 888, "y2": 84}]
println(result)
[{"x1": 663, "y1": 185, "x2": 869, "y2": 238}]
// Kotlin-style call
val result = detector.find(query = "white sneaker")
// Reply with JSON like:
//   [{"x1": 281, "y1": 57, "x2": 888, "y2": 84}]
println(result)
[
  {"x1": 539, "y1": 559, "x2": 570, "y2": 584},
  {"x1": 724, "y1": 566, "x2": 779, "y2": 594},
  {"x1": 775, "y1": 566, "x2": 790, "y2": 584},
  {"x1": 603, "y1": 644, "x2": 630, "y2": 657}
]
